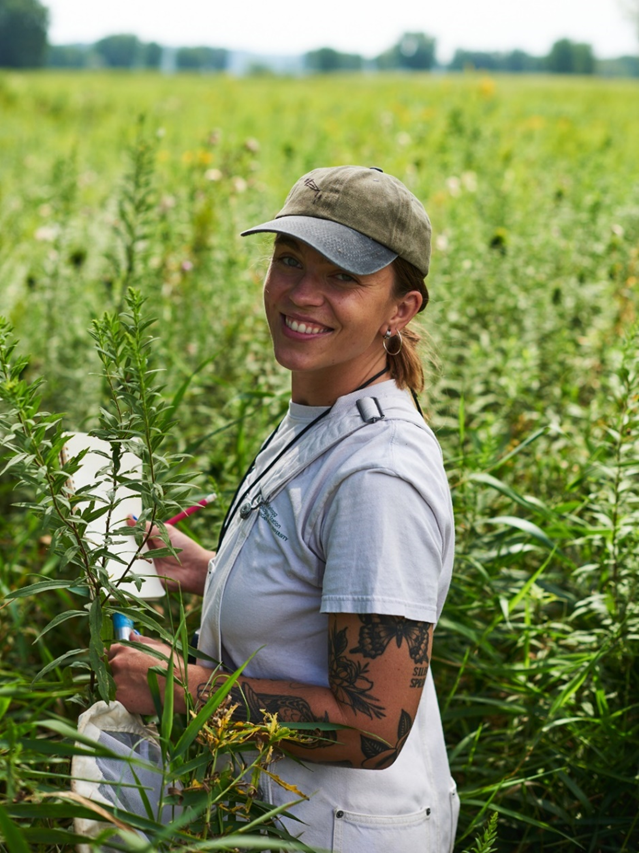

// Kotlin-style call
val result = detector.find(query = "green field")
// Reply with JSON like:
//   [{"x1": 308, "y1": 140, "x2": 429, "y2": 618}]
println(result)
[{"x1": 1, "y1": 71, "x2": 639, "y2": 851}]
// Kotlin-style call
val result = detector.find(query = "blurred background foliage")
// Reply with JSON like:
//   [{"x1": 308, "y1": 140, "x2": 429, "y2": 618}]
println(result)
[{"x1": 0, "y1": 71, "x2": 638, "y2": 851}]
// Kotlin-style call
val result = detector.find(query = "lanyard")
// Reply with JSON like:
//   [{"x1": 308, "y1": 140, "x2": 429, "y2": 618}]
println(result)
[{"x1": 216, "y1": 364, "x2": 390, "y2": 549}]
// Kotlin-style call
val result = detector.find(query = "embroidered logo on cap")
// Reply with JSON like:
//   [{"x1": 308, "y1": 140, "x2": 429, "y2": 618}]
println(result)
[{"x1": 303, "y1": 177, "x2": 322, "y2": 204}]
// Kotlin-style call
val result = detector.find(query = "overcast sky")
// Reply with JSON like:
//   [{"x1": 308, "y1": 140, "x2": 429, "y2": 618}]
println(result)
[{"x1": 46, "y1": 0, "x2": 638, "y2": 61}]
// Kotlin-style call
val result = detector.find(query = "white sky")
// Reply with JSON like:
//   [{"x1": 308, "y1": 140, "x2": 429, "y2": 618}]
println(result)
[{"x1": 46, "y1": 0, "x2": 638, "y2": 61}]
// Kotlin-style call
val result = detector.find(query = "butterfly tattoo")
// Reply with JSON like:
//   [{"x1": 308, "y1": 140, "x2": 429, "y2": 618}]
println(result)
[{"x1": 350, "y1": 615, "x2": 431, "y2": 663}]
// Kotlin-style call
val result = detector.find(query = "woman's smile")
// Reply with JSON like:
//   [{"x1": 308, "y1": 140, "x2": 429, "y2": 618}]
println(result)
[{"x1": 282, "y1": 313, "x2": 333, "y2": 337}]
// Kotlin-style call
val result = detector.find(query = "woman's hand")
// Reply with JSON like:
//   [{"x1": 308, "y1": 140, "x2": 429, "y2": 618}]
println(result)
[
  {"x1": 108, "y1": 633, "x2": 215, "y2": 715},
  {"x1": 108, "y1": 633, "x2": 182, "y2": 714},
  {"x1": 128, "y1": 517, "x2": 214, "y2": 596},
  {"x1": 108, "y1": 631, "x2": 179, "y2": 714}
]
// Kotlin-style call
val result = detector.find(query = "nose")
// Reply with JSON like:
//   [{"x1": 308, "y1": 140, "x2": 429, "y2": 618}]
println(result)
[{"x1": 288, "y1": 271, "x2": 324, "y2": 307}]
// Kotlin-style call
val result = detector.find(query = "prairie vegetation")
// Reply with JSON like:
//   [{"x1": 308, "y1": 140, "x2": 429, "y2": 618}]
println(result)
[{"x1": 1, "y1": 71, "x2": 638, "y2": 851}]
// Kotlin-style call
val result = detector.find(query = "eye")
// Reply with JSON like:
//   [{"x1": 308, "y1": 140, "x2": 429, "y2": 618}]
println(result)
[
  {"x1": 276, "y1": 253, "x2": 302, "y2": 269},
  {"x1": 334, "y1": 271, "x2": 357, "y2": 283}
]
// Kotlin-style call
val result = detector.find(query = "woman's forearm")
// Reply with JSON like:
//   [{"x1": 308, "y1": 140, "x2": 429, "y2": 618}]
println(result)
[
  {"x1": 185, "y1": 639, "x2": 425, "y2": 770},
  {"x1": 191, "y1": 668, "x2": 365, "y2": 765},
  {"x1": 110, "y1": 613, "x2": 430, "y2": 769}
]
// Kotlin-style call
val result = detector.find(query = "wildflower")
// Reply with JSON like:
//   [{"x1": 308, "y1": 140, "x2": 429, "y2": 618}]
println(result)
[
  {"x1": 478, "y1": 76, "x2": 496, "y2": 98},
  {"x1": 446, "y1": 176, "x2": 461, "y2": 197},
  {"x1": 461, "y1": 171, "x2": 477, "y2": 192},
  {"x1": 79, "y1": 170, "x2": 97, "y2": 186},
  {"x1": 35, "y1": 225, "x2": 59, "y2": 242},
  {"x1": 435, "y1": 234, "x2": 449, "y2": 252},
  {"x1": 244, "y1": 137, "x2": 260, "y2": 153},
  {"x1": 205, "y1": 168, "x2": 223, "y2": 181},
  {"x1": 524, "y1": 115, "x2": 545, "y2": 131},
  {"x1": 232, "y1": 177, "x2": 247, "y2": 193},
  {"x1": 396, "y1": 132, "x2": 411, "y2": 147},
  {"x1": 159, "y1": 195, "x2": 176, "y2": 213}
]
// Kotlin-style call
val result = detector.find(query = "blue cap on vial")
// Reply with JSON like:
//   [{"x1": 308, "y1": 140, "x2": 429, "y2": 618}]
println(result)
[{"x1": 113, "y1": 613, "x2": 135, "y2": 641}]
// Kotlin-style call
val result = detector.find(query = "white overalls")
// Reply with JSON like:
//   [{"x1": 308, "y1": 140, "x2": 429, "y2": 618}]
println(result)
[{"x1": 199, "y1": 381, "x2": 459, "y2": 853}]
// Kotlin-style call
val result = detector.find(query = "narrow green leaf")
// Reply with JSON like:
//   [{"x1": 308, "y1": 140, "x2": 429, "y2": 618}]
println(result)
[
  {"x1": 161, "y1": 352, "x2": 219, "y2": 428},
  {"x1": 32, "y1": 648, "x2": 87, "y2": 683},
  {"x1": 0, "y1": 803, "x2": 30, "y2": 853},
  {"x1": 5, "y1": 579, "x2": 76, "y2": 600},
  {"x1": 89, "y1": 596, "x2": 112, "y2": 701},
  {"x1": 470, "y1": 472, "x2": 549, "y2": 514},
  {"x1": 160, "y1": 648, "x2": 175, "y2": 750},
  {"x1": 173, "y1": 655, "x2": 255, "y2": 760},
  {"x1": 32, "y1": 609, "x2": 87, "y2": 644},
  {"x1": 147, "y1": 668, "x2": 164, "y2": 720},
  {"x1": 487, "y1": 426, "x2": 548, "y2": 471},
  {"x1": 484, "y1": 515, "x2": 556, "y2": 550}
]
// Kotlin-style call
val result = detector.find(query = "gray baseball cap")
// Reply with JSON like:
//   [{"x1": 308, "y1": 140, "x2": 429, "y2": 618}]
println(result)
[{"x1": 241, "y1": 166, "x2": 431, "y2": 277}]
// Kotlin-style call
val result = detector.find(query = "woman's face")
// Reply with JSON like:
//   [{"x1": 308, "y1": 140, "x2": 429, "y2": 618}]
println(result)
[{"x1": 263, "y1": 236, "x2": 420, "y2": 406}]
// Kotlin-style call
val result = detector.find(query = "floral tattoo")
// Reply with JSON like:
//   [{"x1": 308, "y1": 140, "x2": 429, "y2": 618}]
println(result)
[{"x1": 329, "y1": 623, "x2": 386, "y2": 720}]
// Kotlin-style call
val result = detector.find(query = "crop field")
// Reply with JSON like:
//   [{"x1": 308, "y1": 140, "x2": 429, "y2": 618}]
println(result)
[{"x1": 1, "y1": 70, "x2": 639, "y2": 851}]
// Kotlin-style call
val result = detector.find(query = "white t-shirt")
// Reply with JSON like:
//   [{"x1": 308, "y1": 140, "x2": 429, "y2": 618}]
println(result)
[{"x1": 199, "y1": 381, "x2": 458, "y2": 852}]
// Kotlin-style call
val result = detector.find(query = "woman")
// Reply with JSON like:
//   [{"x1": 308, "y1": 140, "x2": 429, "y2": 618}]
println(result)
[{"x1": 109, "y1": 165, "x2": 459, "y2": 852}]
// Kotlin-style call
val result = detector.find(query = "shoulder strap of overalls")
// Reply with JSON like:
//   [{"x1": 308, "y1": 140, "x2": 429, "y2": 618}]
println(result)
[{"x1": 255, "y1": 394, "x2": 428, "y2": 509}]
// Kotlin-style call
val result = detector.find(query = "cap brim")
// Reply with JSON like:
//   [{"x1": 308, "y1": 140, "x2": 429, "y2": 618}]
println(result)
[{"x1": 241, "y1": 215, "x2": 397, "y2": 275}]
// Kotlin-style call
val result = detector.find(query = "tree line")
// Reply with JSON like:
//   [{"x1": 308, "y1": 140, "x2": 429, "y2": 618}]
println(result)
[{"x1": 0, "y1": 0, "x2": 637, "y2": 77}]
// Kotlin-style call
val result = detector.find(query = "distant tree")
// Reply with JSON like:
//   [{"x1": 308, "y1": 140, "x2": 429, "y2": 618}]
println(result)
[
  {"x1": 597, "y1": 54, "x2": 639, "y2": 76},
  {"x1": 448, "y1": 47, "x2": 544, "y2": 73},
  {"x1": 546, "y1": 38, "x2": 594, "y2": 74},
  {"x1": 571, "y1": 42, "x2": 595, "y2": 74},
  {"x1": 95, "y1": 34, "x2": 141, "y2": 68},
  {"x1": 377, "y1": 32, "x2": 436, "y2": 71},
  {"x1": 546, "y1": 38, "x2": 574, "y2": 73},
  {"x1": 47, "y1": 43, "x2": 88, "y2": 68},
  {"x1": 449, "y1": 49, "x2": 498, "y2": 71},
  {"x1": 246, "y1": 61, "x2": 274, "y2": 77},
  {"x1": 143, "y1": 41, "x2": 162, "y2": 69},
  {"x1": 0, "y1": 0, "x2": 49, "y2": 68},
  {"x1": 504, "y1": 49, "x2": 543, "y2": 72},
  {"x1": 176, "y1": 46, "x2": 227, "y2": 71},
  {"x1": 304, "y1": 47, "x2": 363, "y2": 72}
]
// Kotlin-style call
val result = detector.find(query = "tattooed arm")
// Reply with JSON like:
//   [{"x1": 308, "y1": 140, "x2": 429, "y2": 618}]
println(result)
[
  {"x1": 109, "y1": 613, "x2": 432, "y2": 769},
  {"x1": 194, "y1": 612, "x2": 431, "y2": 769}
]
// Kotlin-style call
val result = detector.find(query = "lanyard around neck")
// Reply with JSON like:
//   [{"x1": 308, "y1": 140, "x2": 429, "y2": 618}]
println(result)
[{"x1": 216, "y1": 363, "x2": 390, "y2": 549}]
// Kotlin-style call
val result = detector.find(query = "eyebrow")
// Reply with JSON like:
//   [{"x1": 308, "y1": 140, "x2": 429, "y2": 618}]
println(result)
[{"x1": 273, "y1": 234, "x2": 302, "y2": 251}]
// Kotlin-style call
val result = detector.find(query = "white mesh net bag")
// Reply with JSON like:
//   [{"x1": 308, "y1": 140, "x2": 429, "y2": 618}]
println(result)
[{"x1": 71, "y1": 700, "x2": 182, "y2": 852}]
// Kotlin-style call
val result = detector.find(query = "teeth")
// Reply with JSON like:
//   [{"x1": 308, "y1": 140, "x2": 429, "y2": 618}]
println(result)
[{"x1": 286, "y1": 317, "x2": 328, "y2": 335}]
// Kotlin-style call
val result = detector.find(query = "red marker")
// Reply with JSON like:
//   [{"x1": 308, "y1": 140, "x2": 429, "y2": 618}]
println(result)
[{"x1": 166, "y1": 493, "x2": 217, "y2": 526}]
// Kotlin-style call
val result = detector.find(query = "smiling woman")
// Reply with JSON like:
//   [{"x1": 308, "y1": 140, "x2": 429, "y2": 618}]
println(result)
[
  {"x1": 263, "y1": 235, "x2": 417, "y2": 405},
  {"x1": 108, "y1": 165, "x2": 458, "y2": 853}
]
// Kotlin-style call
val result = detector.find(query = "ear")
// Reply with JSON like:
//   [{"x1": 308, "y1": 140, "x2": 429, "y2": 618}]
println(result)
[{"x1": 382, "y1": 290, "x2": 423, "y2": 334}]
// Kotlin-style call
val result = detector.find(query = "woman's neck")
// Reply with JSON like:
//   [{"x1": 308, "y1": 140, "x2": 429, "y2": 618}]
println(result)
[{"x1": 291, "y1": 361, "x2": 390, "y2": 406}]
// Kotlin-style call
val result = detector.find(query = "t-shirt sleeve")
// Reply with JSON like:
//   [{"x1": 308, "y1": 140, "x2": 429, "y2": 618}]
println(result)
[{"x1": 318, "y1": 467, "x2": 446, "y2": 624}]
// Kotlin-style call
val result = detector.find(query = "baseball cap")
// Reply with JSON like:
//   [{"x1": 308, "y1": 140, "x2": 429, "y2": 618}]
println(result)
[{"x1": 241, "y1": 166, "x2": 431, "y2": 277}]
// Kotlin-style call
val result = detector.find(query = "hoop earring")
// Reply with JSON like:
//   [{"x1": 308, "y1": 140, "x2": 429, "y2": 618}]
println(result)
[{"x1": 383, "y1": 329, "x2": 403, "y2": 356}]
